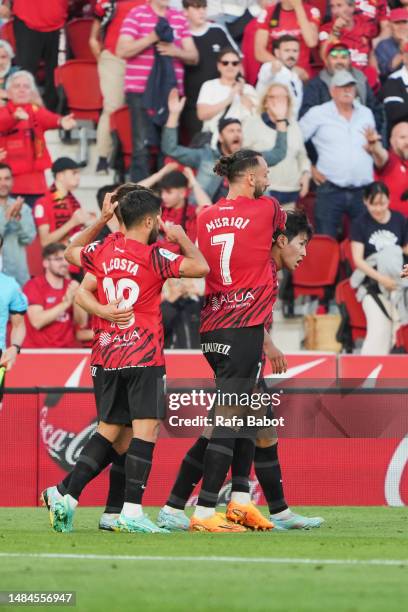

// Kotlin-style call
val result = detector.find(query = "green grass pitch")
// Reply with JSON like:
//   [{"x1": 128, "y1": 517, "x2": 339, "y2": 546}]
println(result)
[{"x1": 0, "y1": 507, "x2": 407, "y2": 612}]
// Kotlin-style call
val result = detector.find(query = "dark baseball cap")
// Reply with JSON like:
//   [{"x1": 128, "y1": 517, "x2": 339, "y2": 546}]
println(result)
[
  {"x1": 218, "y1": 117, "x2": 242, "y2": 133},
  {"x1": 51, "y1": 157, "x2": 81, "y2": 175}
]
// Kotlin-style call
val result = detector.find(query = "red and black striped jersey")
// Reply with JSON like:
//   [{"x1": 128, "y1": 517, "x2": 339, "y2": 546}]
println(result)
[
  {"x1": 81, "y1": 233, "x2": 184, "y2": 370},
  {"x1": 197, "y1": 195, "x2": 285, "y2": 333}
]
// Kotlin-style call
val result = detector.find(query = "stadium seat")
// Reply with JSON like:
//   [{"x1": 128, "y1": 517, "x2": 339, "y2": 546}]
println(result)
[
  {"x1": 292, "y1": 235, "x2": 340, "y2": 299},
  {"x1": 54, "y1": 60, "x2": 102, "y2": 122},
  {"x1": 339, "y1": 238, "x2": 355, "y2": 277},
  {"x1": 110, "y1": 105, "x2": 132, "y2": 181},
  {"x1": 335, "y1": 278, "x2": 366, "y2": 352},
  {"x1": 54, "y1": 60, "x2": 102, "y2": 164},
  {"x1": 66, "y1": 18, "x2": 95, "y2": 62}
]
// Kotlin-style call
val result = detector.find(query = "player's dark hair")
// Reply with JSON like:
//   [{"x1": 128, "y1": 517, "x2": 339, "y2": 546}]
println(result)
[
  {"x1": 273, "y1": 210, "x2": 313, "y2": 243},
  {"x1": 363, "y1": 181, "x2": 389, "y2": 203},
  {"x1": 214, "y1": 149, "x2": 262, "y2": 182},
  {"x1": 217, "y1": 47, "x2": 240, "y2": 63},
  {"x1": 43, "y1": 242, "x2": 66, "y2": 259},
  {"x1": 0, "y1": 162, "x2": 12, "y2": 174},
  {"x1": 158, "y1": 171, "x2": 188, "y2": 191},
  {"x1": 96, "y1": 184, "x2": 119, "y2": 210},
  {"x1": 182, "y1": 0, "x2": 207, "y2": 8},
  {"x1": 273, "y1": 34, "x2": 300, "y2": 51},
  {"x1": 119, "y1": 187, "x2": 161, "y2": 229}
]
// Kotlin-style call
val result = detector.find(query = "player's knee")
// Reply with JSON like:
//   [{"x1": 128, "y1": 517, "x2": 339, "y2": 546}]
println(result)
[
  {"x1": 113, "y1": 426, "x2": 133, "y2": 454},
  {"x1": 97, "y1": 421, "x2": 122, "y2": 443},
  {"x1": 132, "y1": 418, "x2": 161, "y2": 443},
  {"x1": 256, "y1": 437, "x2": 277, "y2": 448}
]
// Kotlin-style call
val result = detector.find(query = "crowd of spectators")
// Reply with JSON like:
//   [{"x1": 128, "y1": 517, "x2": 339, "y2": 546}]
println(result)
[{"x1": 0, "y1": 0, "x2": 407, "y2": 360}]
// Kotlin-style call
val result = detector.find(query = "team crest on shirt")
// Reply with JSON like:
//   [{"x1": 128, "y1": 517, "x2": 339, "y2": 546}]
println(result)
[{"x1": 159, "y1": 248, "x2": 180, "y2": 261}]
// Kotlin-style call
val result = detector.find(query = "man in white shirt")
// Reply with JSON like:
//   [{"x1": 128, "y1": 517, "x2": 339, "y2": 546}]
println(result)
[
  {"x1": 299, "y1": 69, "x2": 375, "y2": 237},
  {"x1": 256, "y1": 34, "x2": 304, "y2": 117}
]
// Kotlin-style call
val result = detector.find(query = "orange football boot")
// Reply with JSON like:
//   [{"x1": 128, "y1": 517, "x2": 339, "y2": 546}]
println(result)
[
  {"x1": 190, "y1": 512, "x2": 247, "y2": 533},
  {"x1": 226, "y1": 501, "x2": 274, "y2": 531}
]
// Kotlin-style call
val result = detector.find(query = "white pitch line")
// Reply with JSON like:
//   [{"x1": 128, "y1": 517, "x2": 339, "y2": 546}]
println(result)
[{"x1": 0, "y1": 553, "x2": 407, "y2": 567}]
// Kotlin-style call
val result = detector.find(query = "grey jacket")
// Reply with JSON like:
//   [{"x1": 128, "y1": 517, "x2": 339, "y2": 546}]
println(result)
[
  {"x1": 161, "y1": 127, "x2": 287, "y2": 204},
  {"x1": 0, "y1": 199, "x2": 36, "y2": 286},
  {"x1": 350, "y1": 244, "x2": 408, "y2": 325}
]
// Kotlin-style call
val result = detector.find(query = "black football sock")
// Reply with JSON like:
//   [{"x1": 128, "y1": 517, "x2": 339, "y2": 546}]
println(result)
[
  {"x1": 57, "y1": 473, "x2": 72, "y2": 496},
  {"x1": 167, "y1": 437, "x2": 209, "y2": 510},
  {"x1": 64, "y1": 432, "x2": 113, "y2": 501},
  {"x1": 254, "y1": 443, "x2": 288, "y2": 514},
  {"x1": 57, "y1": 445, "x2": 115, "y2": 496},
  {"x1": 124, "y1": 438, "x2": 155, "y2": 505},
  {"x1": 196, "y1": 436, "x2": 235, "y2": 508},
  {"x1": 230, "y1": 437, "x2": 256, "y2": 495},
  {"x1": 104, "y1": 450, "x2": 126, "y2": 514}
]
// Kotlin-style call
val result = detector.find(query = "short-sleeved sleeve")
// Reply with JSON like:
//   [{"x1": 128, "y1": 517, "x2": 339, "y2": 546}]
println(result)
[
  {"x1": 9, "y1": 283, "x2": 28, "y2": 314},
  {"x1": 120, "y1": 7, "x2": 141, "y2": 38},
  {"x1": 151, "y1": 246, "x2": 184, "y2": 281},
  {"x1": 177, "y1": 13, "x2": 192, "y2": 40},
  {"x1": 33, "y1": 198, "x2": 50, "y2": 228},
  {"x1": 350, "y1": 216, "x2": 365, "y2": 244},
  {"x1": 23, "y1": 279, "x2": 44, "y2": 307},
  {"x1": 80, "y1": 240, "x2": 103, "y2": 276}
]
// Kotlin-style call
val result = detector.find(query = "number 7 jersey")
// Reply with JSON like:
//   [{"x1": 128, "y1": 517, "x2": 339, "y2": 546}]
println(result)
[
  {"x1": 197, "y1": 195, "x2": 286, "y2": 333},
  {"x1": 80, "y1": 233, "x2": 184, "y2": 370}
]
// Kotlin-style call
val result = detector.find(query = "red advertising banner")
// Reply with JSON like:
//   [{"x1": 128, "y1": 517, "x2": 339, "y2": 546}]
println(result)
[{"x1": 1, "y1": 351, "x2": 407, "y2": 507}]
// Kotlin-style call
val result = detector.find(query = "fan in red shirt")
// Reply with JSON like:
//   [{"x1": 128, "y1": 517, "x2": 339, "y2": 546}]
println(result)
[
  {"x1": 0, "y1": 72, "x2": 76, "y2": 206},
  {"x1": 354, "y1": 0, "x2": 390, "y2": 37},
  {"x1": 186, "y1": 149, "x2": 286, "y2": 533},
  {"x1": 255, "y1": 0, "x2": 321, "y2": 78},
  {"x1": 319, "y1": 0, "x2": 379, "y2": 88},
  {"x1": 23, "y1": 243, "x2": 91, "y2": 348},
  {"x1": 12, "y1": 0, "x2": 69, "y2": 110},
  {"x1": 158, "y1": 168, "x2": 198, "y2": 244},
  {"x1": 365, "y1": 122, "x2": 408, "y2": 216},
  {"x1": 46, "y1": 186, "x2": 209, "y2": 534}
]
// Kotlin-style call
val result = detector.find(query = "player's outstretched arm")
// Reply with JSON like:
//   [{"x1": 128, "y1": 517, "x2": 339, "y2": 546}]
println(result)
[
  {"x1": 75, "y1": 273, "x2": 134, "y2": 326},
  {"x1": 64, "y1": 193, "x2": 118, "y2": 266},
  {"x1": 160, "y1": 220, "x2": 209, "y2": 278}
]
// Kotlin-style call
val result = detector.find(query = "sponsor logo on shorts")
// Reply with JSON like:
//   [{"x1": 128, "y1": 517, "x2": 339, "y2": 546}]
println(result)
[{"x1": 201, "y1": 342, "x2": 231, "y2": 356}]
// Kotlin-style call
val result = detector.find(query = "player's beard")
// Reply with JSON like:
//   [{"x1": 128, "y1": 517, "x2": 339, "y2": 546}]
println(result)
[
  {"x1": 254, "y1": 182, "x2": 267, "y2": 199},
  {"x1": 148, "y1": 227, "x2": 159, "y2": 244}
]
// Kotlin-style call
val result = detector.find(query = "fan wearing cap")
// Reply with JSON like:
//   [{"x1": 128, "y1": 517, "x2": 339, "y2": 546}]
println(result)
[
  {"x1": 162, "y1": 87, "x2": 288, "y2": 203},
  {"x1": 375, "y1": 9, "x2": 408, "y2": 80},
  {"x1": 33, "y1": 157, "x2": 94, "y2": 249},
  {"x1": 381, "y1": 40, "x2": 408, "y2": 127},
  {"x1": 319, "y1": 0, "x2": 379, "y2": 89},
  {"x1": 299, "y1": 69, "x2": 375, "y2": 237},
  {"x1": 300, "y1": 42, "x2": 384, "y2": 136}
]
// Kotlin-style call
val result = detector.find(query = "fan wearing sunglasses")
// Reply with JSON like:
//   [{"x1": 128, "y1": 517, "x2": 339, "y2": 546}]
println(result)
[
  {"x1": 300, "y1": 42, "x2": 384, "y2": 139},
  {"x1": 196, "y1": 46, "x2": 259, "y2": 144}
]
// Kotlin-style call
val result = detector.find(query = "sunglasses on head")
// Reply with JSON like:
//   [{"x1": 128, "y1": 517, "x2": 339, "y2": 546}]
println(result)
[
  {"x1": 220, "y1": 60, "x2": 240, "y2": 66},
  {"x1": 329, "y1": 49, "x2": 350, "y2": 58}
]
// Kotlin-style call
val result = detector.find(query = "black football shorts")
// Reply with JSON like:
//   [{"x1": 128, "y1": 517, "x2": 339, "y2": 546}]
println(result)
[
  {"x1": 200, "y1": 324, "x2": 264, "y2": 396},
  {"x1": 99, "y1": 366, "x2": 166, "y2": 423}
]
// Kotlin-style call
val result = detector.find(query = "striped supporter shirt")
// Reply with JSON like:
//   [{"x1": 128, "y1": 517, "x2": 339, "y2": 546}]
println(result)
[{"x1": 120, "y1": 3, "x2": 191, "y2": 95}]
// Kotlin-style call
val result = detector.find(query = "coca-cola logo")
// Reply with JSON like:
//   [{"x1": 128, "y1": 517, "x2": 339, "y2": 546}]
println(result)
[{"x1": 40, "y1": 406, "x2": 97, "y2": 472}]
